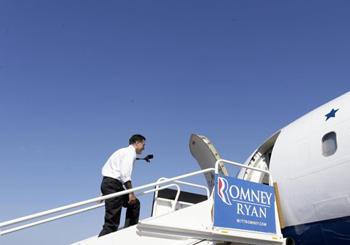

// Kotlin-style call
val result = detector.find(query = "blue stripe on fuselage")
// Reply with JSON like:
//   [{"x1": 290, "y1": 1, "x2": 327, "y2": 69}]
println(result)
[{"x1": 282, "y1": 216, "x2": 350, "y2": 245}]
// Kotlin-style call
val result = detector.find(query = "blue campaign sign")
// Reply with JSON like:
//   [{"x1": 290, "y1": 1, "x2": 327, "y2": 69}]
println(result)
[{"x1": 214, "y1": 174, "x2": 276, "y2": 234}]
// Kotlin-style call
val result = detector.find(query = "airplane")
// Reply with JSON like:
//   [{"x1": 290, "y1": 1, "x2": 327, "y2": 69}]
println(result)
[
  {"x1": 1, "y1": 92, "x2": 349, "y2": 245},
  {"x1": 231, "y1": 91, "x2": 350, "y2": 244},
  {"x1": 189, "y1": 91, "x2": 350, "y2": 244}
]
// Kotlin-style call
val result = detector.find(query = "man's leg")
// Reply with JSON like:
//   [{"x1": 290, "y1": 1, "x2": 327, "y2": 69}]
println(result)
[
  {"x1": 99, "y1": 177, "x2": 124, "y2": 237},
  {"x1": 123, "y1": 197, "x2": 140, "y2": 228}
]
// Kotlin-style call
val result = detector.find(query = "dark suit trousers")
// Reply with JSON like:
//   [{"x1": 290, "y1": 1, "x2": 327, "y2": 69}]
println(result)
[{"x1": 98, "y1": 177, "x2": 140, "y2": 237}]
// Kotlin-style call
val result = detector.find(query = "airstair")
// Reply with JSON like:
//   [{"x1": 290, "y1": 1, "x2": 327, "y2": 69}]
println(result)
[{"x1": 0, "y1": 135, "x2": 294, "y2": 245}]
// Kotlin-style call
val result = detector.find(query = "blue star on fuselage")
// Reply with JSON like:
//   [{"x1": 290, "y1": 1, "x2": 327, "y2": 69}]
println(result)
[{"x1": 325, "y1": 108, "x2": 339, "y2": 121}]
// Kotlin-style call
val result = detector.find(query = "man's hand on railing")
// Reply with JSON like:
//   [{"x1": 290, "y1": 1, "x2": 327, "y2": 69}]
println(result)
[
  {"x1": 97, "y1": 193, "x2": 104, "y2": 204},
  {"x1": 128, "y1": 193, "x2": 136, "y2": 205}
]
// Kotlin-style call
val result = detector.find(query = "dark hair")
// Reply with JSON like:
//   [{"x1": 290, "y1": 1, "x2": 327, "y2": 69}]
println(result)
[{"x1": 129, "y1": 134, "x2": 146, "y2": 145}]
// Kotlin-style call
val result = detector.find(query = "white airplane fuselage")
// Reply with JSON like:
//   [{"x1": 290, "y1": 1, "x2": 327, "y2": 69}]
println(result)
[{"x1": 237, "y1": 91, "x2": 350, "y2": 244}]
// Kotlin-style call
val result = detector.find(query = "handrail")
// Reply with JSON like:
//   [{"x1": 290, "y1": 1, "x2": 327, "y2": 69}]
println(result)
[
  {"x1": 152, "y1": 181, "x2": 182, "y2": 212},
  {"x1": 149, "y1": 183, "x2": 181, "y2": 211},
  {"x1": 0, "y1": 184, "x2": 180, "y2": 236},
  {"x1": 215, "y1": 159, "x2": 273, "y2": 186},
  {"x1": 157, "y1": 178, "x2": 210, "y2": 198},
  {"x1": 1, "y1": 204, "x2": 104, "y2": 236},
  {"x1": 0, "y1": 167, "x2": 215, "y2": 236}
]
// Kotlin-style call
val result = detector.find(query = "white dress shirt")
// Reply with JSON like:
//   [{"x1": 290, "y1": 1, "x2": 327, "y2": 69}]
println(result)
[{"x1": 101, "y1": 145, "x2": 136, "y2": 184}]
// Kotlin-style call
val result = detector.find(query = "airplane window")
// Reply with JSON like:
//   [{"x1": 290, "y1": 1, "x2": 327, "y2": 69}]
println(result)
[{"x1": 322, "y1": 132, "x2": 337, "y2": 157}]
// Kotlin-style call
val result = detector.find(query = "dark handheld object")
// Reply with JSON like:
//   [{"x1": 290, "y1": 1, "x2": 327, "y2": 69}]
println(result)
[{"x1": 136, "y1": 154, "x2": 153, "y2": 163}]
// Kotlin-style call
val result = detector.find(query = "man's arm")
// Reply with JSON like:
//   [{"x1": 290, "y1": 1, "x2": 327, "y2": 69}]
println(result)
[{"x1": 124, "y1": 181, "x2": 136, "y2": 205}]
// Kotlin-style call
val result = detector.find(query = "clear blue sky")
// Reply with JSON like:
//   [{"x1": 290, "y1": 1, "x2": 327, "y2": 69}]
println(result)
[{"x1": 0, "y1": 1, "x2": 349, "y2": 244}]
